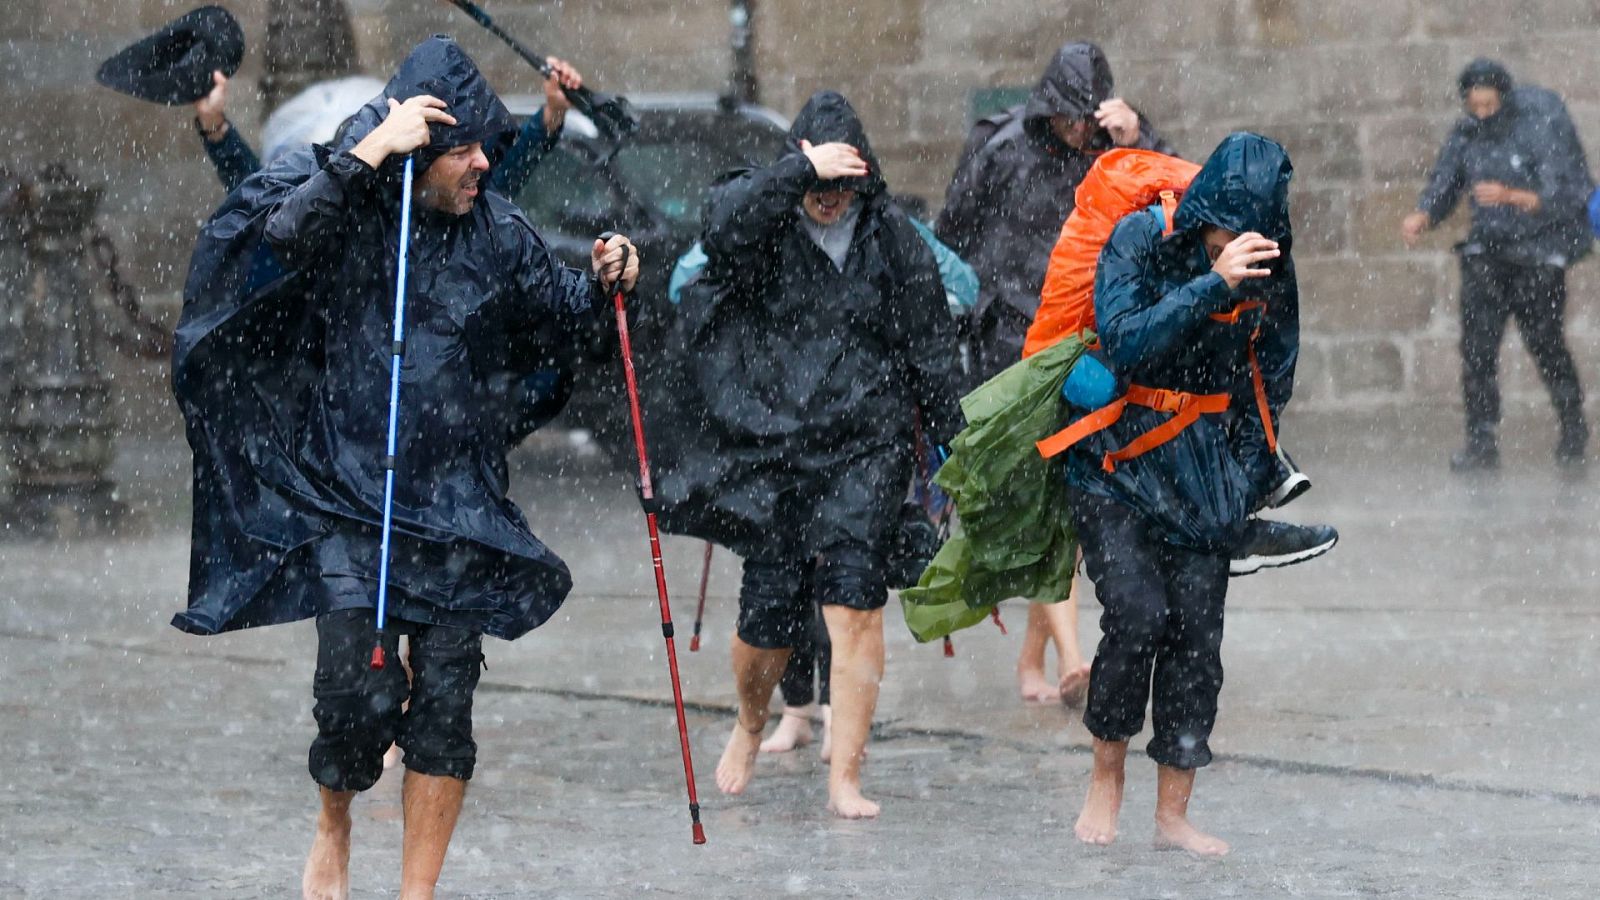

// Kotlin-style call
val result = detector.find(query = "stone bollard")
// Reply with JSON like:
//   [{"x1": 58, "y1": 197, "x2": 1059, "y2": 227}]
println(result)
[{"x1": 1, "y1": 165, "x2": 169, "y2": 539}]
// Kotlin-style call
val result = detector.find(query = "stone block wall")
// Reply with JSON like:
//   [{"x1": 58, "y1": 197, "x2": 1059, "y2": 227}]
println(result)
[{"x1": 11, "y1": 0, "x2": 1600, "y2": 435}]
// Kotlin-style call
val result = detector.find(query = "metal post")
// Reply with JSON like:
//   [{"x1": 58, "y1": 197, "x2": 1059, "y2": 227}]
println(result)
[{"x1": 728, "y1": 0, "x2": 759, "y2": 106}]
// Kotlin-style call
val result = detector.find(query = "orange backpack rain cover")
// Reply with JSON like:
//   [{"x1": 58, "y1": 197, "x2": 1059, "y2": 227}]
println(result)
[{"x1": 1022, "y1": 148, "x2": 1202, "y2": 358}]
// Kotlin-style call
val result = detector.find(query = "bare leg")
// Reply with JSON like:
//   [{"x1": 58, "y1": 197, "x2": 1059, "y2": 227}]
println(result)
[
  {"x1": 1074, "y1": 738, "x2": 1126, "y2": 846},
  {"x1": 1017, "y1": 604, "x2": 1059, "y2": 702},
  {"x1": 715, "y1": 636, "x2": 790, "y2": 794},
  {"x1": 1047, "y1": 576, "x2": 1091, "y2": 707},
  {"x1": 302, "y1": 787, "x2": 353, "y2": 900},
  {"x1": 759, "y1": 704, "x2": 816, "y2": 753},
  {"x1": 823, "y1": 605, "x2": 884, "y2": 819},
  {"x1": 818, "y1": 703, "x2": 832, "y2": 763},
  {"x1": 397, "y1": 771, "x2": 467, "y2": 900},
  {"x1": 1154, "y1": 765, "x2": 1229, "y2": 857}
]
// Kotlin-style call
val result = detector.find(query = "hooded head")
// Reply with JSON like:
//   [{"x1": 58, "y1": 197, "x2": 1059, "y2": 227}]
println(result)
[
  {"x1": 1023, "y1": 42, "x2": 1115, "y2": 152},
  {"x1": 784, "y1": 91, "x2": 886, "y2": 197},
  {"x1": 334, "y1": 36, "x2": 516, "y2": 211},
  {"x1": 1173, "y1": 133, "x2": 1295, "y2": 261},
  {"x1": 1457, "y1": 58, "x2": 1514, "y2": 122}
]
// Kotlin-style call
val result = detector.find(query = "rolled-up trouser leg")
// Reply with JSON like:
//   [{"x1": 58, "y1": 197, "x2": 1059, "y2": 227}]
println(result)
[
  {"x1": 1071, "y1": 491, "x2": 1169, "y2": 745},
  {"x1": 397, "y1": 621, "x2": 484, "y2": 781},
  {"x1": 1145, "y1": 543, "x2": 1227, "y2": 769},
  {"x1": 309, "y1": 609, "x2": 409, "y2": 792},
  {"x1": 736, "y1": 552, "x2": 812, "y2": 650}
]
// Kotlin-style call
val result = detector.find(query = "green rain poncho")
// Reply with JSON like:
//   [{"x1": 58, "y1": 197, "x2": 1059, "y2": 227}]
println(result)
[{"x1": 899, "y1": 333, "x2": 1089, "y2": 642}]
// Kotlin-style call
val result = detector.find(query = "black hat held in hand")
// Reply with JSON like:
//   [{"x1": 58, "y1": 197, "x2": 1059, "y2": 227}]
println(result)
[{"x1": 96, "y1": 5, "x2": 245, "y2": 105}]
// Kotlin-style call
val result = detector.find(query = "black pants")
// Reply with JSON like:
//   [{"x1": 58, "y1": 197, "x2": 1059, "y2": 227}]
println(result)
[
  {"x1": 736, "y1": 542, "x2": 887, "y2": 650},
  {"x1": 1071, "y1": 489, "x2": 1228, "y2": 770},
  {"x1": 309, "y1": 608, "x2": 484, "y2": 792},
  {"x1": 1459, "y1": 256, "x2": 1585, "y2": 439},
  {"x1": 777, "y1": 592, "x2": 832, "y2": 707}
]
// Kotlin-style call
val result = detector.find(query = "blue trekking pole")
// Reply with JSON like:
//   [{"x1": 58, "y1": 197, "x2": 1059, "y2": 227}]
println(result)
[{"x1": 371, "y1": 155, "x2": 415, "y2": 671}]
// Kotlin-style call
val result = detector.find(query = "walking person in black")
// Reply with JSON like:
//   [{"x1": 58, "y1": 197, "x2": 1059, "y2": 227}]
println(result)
[{"x1": 1402, "y1": 58, "x2": 1594, "y2": 470}]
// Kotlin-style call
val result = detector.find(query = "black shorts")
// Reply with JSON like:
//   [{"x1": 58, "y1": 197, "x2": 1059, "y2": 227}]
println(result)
[
  {"x1": 736, "y1": 542, "x2": 889, "y2": 650},
  {"x1": 308, "y1": 604, "x2": 484, "y2": 792}
]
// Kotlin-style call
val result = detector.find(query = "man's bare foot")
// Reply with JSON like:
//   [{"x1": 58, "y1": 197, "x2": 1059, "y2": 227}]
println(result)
[
  {"x1": 827, "y1": 781, "x2": 881, "y2": 819},
  {"x1": 1018, "y1": 665, "x2": 1060, "y2": 702},
  {"x1": 1155, "y1": 814, "x2": 1230, "y2": 857},
  {"x1": 1058, "y1": 663, "x2": 1092, "y2": 708},
  {"x1": 819, "y1": 704, "x2": 832, "y2": 763},
  {"x1": 715, "y1": 722, "x2": 763, "y2": 794},
  {"x1": 759, "y1": 709, "x2": 814, "y2": 753},
  {"x1": 1074, "y1": 771, "x2": 1124, "y2": 846},
  {"x1": 302, "y1": 806, "x2": 352, "y2": 900}
]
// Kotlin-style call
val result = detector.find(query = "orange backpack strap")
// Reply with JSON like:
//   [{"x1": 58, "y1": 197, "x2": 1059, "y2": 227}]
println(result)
[
  {"x1": 1159, "y1": 190, "x2": 1178, "y2": 238},
  {"x1": 1206, "y1": 300, "x2": 1278, "y2": 453},
  {"x1": 1037, "y1": 398, "x2": 1129, "y2": 458},
  {"x1": 1036, "y1": 385, "x2": 1230, "y2": 470},
  {"x1": 1100, "y1": 387, "x2": 1230, "y2": 472}
]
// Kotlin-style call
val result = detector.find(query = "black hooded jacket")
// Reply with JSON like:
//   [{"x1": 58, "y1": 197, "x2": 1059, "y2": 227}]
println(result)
[
  {"x1": 1417, "y1": 60, "x2": 1594, "y2": 266},
  {"x1": 651, "y1": 92, "x2": 962, "y2": 556},
  {"x1": 935, "y1": 42, "x2": 1172, "y2": 324},
  {"x1": 171, "y1": 37, "x2": 598, "y2": 641}
]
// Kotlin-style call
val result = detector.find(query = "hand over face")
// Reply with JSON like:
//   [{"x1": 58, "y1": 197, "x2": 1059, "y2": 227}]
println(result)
[
  {"x1": 1095, "y1": 98, "x2": 1141, "y2": 147},
  {"x1": 1211, "y1": 231, "x2": 1280, "y2": 290},
  {"x1": 366, "y1": 96, "x2": 458, "y2": 160},
  {"x1": 800, "y1": 140, "x2": 869, "y2": 181}
]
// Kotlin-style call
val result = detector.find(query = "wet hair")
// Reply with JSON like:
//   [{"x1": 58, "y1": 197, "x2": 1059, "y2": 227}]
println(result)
[{"x1": 1458, "y1": 58, "x2": 1513, "y2": 99}]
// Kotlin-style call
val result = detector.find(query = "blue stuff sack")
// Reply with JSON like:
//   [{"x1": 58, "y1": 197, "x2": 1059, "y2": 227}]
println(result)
[{"x1": 1061, "y1": 348, "x2": 1121, "y2": 410}]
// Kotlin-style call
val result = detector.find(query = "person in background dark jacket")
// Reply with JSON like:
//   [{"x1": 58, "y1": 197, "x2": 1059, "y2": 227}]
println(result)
[
  {"x1": 191, "y1": 58, "x2": 582, "y2": 197},
  {"x1": 1402, "y1": 58, "x2": 1594, "y2": 470},
  {"x1": 172, "y1": 37, "x2": 639, "y2": 897},
  {"x1": 935, "y1": 41, "x2": 1170, "y2": 708},
  {"x1": 661, "y1": 91, "x2": 961, "y2": 819},
  {"x1": 1064, "y1": 134, "x2": 1332, "y2": 856}
]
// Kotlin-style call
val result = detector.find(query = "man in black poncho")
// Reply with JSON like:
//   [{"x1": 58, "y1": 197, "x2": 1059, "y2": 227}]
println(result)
[
  {"x1": 170, "y1": 36, "x2": 638, "y2": 899},
  {"x1": 654, "y1": 91, "x2": 962, "y2": 818}
]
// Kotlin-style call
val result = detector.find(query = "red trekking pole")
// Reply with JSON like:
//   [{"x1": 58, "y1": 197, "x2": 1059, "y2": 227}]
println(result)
[
  {"x1": 600, "y1": 233, "x2": 706, "y2": 845},
  {"x1": 690, "y1": 541, "x2": 713, "y2": 652}
]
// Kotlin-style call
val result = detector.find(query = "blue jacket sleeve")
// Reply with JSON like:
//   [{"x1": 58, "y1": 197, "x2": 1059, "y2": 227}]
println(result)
[
  {"x1": 491, "y1": 110, "x2": 561, "y2": 198},
  {"x1": 202, "y1": 123, "x2": 262, "y2": 194},
  {"x1": 1417, "y1": 124, "x2": 1468, "y2": 226},
  {"x1": 1093, "y1": 216, "x2": 1235, "y2": 371},
  {"x1": 1231, "y1": 261, "x2": 1299, "y2": 498}
]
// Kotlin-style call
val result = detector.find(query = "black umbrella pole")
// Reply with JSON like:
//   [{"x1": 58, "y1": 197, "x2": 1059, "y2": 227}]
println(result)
[{"x1": 605, "y1": 236, "x2": 707, "y2": 845}]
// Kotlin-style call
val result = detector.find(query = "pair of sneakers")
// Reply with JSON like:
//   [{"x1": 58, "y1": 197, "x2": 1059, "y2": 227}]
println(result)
[{"x1": 1229, "y1": 447, "x2": 1339, "y2": 577}]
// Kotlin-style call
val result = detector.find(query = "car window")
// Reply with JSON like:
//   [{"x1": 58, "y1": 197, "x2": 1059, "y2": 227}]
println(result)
[
  {"x1": 513, "y1": 148, "x2": 617, "y2": 228},
  {"x1": 611, "y1": 141, "x2": 752, "y2": 226}
]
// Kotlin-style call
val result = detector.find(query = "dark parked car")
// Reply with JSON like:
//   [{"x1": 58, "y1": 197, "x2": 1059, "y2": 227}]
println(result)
[{"x1": 502, "y1": 93, "x2": 790, "y2": 457}]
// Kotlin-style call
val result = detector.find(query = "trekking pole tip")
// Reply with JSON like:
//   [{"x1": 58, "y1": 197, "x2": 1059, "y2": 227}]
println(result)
[
  {"x1": 370, "y1": 644, "x2": 386, "y2": 670},
  {"x1": 692, "y1": 822, "x2": 707, "y2": 845},
  {"x1": 689, "y1": 634, "x2": 701, "y2": 652}
]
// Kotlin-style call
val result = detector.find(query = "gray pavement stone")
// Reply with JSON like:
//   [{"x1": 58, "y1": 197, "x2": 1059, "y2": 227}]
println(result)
[{"x1": 3, "y1": 412, "x2": 1599, "y2": 897}]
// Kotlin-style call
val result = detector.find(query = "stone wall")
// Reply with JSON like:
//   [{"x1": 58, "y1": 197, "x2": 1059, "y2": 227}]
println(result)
[{"x1": 10, "y1": 0, "x2": 1600, "y2": 436}]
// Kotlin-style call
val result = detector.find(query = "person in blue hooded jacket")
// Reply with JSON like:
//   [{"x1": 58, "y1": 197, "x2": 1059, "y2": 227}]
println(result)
[
  {"x1": 171, "y1": 37, "x2": 639, "y2": 898},
  {"x1": 1059, "y1": 134, "x2": 1334, "y2": 856}
]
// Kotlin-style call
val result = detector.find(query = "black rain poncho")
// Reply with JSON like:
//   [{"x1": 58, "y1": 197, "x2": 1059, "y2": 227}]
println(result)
[
  {"x1": 650, "y1": 92, "x2": 963, "y2": 557},
  {"x1": 171, "y1": 36, "x2": 599, "y2": 641}
]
